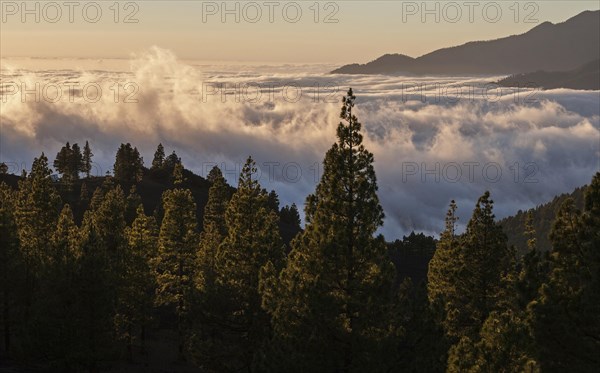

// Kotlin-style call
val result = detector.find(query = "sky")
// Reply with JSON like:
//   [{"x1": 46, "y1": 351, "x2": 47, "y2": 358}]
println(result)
[{"x1": 1, "y1": 1, "x2": 600, "y2": 63}]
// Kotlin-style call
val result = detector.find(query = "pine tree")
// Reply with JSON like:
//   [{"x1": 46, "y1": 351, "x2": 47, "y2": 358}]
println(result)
[
  {"x1": 578, "y1": 172, "x2": 600, "y2": 358},
  {"x1": 207, "y1": 165, "x2": 223, "y2": 183},
  {"x1": 0, "y1": 163, "x2": 8, "y2": 174},
  {"x1": 85, "y1": 184, "x2": 127, "y2": 263},
  {"x1": 280, "y1": 203, "x2": 301, "y2": 228},
  {"x1": 74, "y1": 223, "x2": 117, "y2": 370},
  {"x1": 426, "y1": 200, "x2": 459, "y2": 368},
  {"x1": 14, "y1": 153, "x2": 61, "y2": 326},
  {"x1": 89, "y1": 177, "x2": 114, "y2": 212},
  {"x1": 164, "y1": 151, "x2": 181, "y2": 170},
  {"x1": 53, "y1": 142, "x2": 72, "y2": 177},
  {"x1": 82, "y1": 141, "x2": 93, "y2": 178},
  {"x1": 79, "y1": 182, "x2": 90, "y2": 214},
  {"x1": 207, "y1": 156, "x2": 284, "y2": 371},
  {"x1": 267, "y1": 190, "x2": 280, "y2": 213},
  {"x1": 449, "y1": 309, "x2": 540, "y2": 373},
  {"x1": 39, "y1": 204, "x2": 81, "y2": 366},
  {"x1": 154, "y1": 185, "x2": 198, "y2": 359},
  {"x1": 190, "y1": 166, "x2": 231, "y2": 368},
  {"x1": 81, "y1": 182, "x2": 128, "y2": 362},
  {"x1": 172, "y1": 161, "x2": 185, "y2": 186},
  {"x1": 266, "y1": 89, "x2": 398, "y2": 372},
  {"x1": 151, "y1": 143, "x2": 165, "y2": 170},
  {"x1": 53, "y1": 142, "x2": 84, "y2": 188},
  {"x1": 428, "y1": 200, "x2": 459, "y2": 307},
  {"x1": 445, "y1": 210, "x2": 546, "y2": 373},
  {"x1": 113, "y1": 143, "x2": 144, "y2": 184},
  {"x1": 446, "y1": 192, "x2": 511, "y2": 340},
  {"x1": 54, "y1": 142, "x2": 75, "y2": 189},
  {"x1": 529, "y1": 173, "x2": 600, "y2": 371},
  {"x1": 517, "y1": 211, "x2": 548, "y2": 308},
  {"x1": 125, "y1": 185, "x2": 143, "y2": 225},
  {"x1": 0, "y1": 183, "x2": 22, "y2": 355},
  {"x1": 71, "y1": 143, "x2": 83, "y2": 177},
  {"x1": 202, "y1": 167, "x2": 230, "y2": 236},
  {"x1": 119, "y1": 205, "x2": 159, "y2": 361}
]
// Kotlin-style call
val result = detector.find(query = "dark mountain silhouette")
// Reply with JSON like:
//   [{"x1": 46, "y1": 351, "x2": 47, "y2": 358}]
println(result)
[
  {"x1": 332, "y1": 10, "x2": 600, "y2": 75},
  {"x1": 496, "y1": 59, "x2": 600, "y2": 90}
]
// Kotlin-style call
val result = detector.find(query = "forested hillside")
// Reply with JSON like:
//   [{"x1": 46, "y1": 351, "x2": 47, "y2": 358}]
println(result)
[{"x1": 501, "y1": 186, "x2": 586, "y2": 253}]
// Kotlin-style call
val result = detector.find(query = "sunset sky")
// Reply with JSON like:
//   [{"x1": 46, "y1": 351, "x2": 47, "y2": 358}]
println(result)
[{"x1": 2, "y1": 1, "x2": 599, "y2": 63}]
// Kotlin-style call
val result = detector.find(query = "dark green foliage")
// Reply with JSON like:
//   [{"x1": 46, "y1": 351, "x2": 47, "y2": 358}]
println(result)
[
  {"x1": 36, "y1": 204, "x2": 81, "y2": 368},
  {"x1": 119, "y1": 205, "x2": 159, "y2": 361},
  {"x1": 0, "y1": 93, "x2": 597, "y2": 373},
  {"x1": 427, "y1": 200, "x2": 460, "y2": 322},
  {"x1": 54, "y1": 142, "x2": 84, "y2": 187},
  {"x1": 528, "y1": 172, "x2": 600, "y2": 372},
  {"x1": 74, "y1": 224, "x2": 119, "y2": 370},
  {"x1": 266, "y1": 189, "x2": 280, "y2": 213},
  {"x1": 0, "y1": 183, "x2": 22, "y2": 356},
  {"x1": 500, "y1": 186, "x2": 586, "y2": 253},
  {"x1": 125, "y1": 185, "x2": 143, "y2": 225},
  {"x1": 189, "y1": 166, "x2": 231, "y2": 369},
  {"x1": 154, "y1": 184, "x2": 198, "y2": 359},
  {"x1": 266, "y1": 89, "x2": 399, "y2": 372},
  {"x1": 279, "y1": 203, "x2": 300, "y2": 227},
  {"x1": 82, "y1": 141, "x2": 93, "y2": 178},
  {"x1": 172, "y1": 162, "x2": 185, "y2": 186},
  {"x1": 151, "y1": 143, "x2": 166, "y2": 171},
  {"x1": 164, "y1": 151, "x2": 181, "y2": 170},
  {"x1": 429, "y1": 194, "x2": 524, "y2": 371},
  {"x1": 516, "y1": 211, "x2": 549, "y2": 308},
  {"x1": 79, "y1": 182, "x2": 90, "y2": 212},
  {"x1": 450, "y1": 192, "x2": 512, "y2": 339},
  {"x1": 113, "y1": 143, "x2": 144, "y2": 184},
  {"x1": 202, "y1": 157, "x2": 284, "y2": 371},
  {"x1": 14, "y1": 153, "x2": 62, "y2": 336},
  {"x1": 389, "y1": 231, "x2": 437, "y2": 285},
  {"x1": 395, "y1": 282, "x2": 448, "y2": 373}
]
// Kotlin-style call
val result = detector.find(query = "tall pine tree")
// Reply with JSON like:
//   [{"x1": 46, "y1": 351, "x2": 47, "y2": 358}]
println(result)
[
  {"x1": 266, "y1": 89, "x2": 398, "y2": 372},
  {"x1": 82, "y1": 141, "x2": 93, "y2": 178},
  {"x1": 205, "y1": 157, "x2": 284, "y2": 372},
  {"x1": 189, "y1": 166, "x2": 232, "y2": 369},
  {"x1": 0, "y1": 183, "x2": 22, "y2": 356},
  {"x1": 14, "y1": 154, "x2": 61, "y2": 330},
  {"x1": 154, "y1": 179, "x2": 198, "y2": 359},
  {"x1": 529, "y1": 173, "x2": 600, "y2": 372},
  {"x1": 119, "y1": 205, "x2": 159, "y2": 361}
]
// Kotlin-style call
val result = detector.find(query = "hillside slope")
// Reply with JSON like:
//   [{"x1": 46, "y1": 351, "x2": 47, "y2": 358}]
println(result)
[{"x1": 496, "y1": 59, "x2": 600, "y2": 90}]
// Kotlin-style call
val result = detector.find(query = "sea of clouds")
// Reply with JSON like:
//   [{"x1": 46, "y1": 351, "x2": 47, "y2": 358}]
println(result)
[{"x1": 1, "y1": 47, "x2": 599, "y2": 238}]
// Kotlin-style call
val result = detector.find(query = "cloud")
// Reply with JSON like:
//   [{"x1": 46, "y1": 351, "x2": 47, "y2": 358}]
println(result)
[{"x1": 1, "y1": 47, "x2": 599, "y2": 238}]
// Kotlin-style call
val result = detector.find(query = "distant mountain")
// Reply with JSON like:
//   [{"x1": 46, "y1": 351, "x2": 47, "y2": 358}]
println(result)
[
  {"x1": 332, "y1": 10, "x2": 600, "y2": 75},
  {"x1": 496, "y1": 59, "x2": 600, "y2": 90},
  {"x1": 333, "y1": 54, "x2": 416, "y2": 75}
]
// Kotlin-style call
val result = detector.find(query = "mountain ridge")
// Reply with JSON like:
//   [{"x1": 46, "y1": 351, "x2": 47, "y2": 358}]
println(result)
[
  {"x1": 332, "y1": 10, "x2": 600, "y2": 75},
  {"x1": 496, "y1": 59, "x2": 600, "y2": 90}
]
